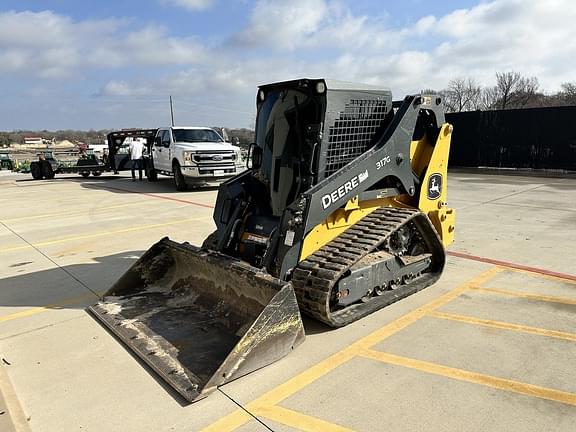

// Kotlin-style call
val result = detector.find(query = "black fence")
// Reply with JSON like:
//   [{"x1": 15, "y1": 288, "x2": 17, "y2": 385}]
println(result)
[{"x1": 446, "y1": 106, "x2": 576, "y2": 171}]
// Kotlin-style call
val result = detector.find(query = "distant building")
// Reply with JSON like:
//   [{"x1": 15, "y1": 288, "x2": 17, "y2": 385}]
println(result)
[{"x1": 24, "y1": 137, "x2": 43, "y2": 146}]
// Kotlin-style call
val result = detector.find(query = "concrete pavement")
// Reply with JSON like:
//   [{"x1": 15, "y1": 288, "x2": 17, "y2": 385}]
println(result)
[{"x1": 1, "y1": 171, "x2": 575, "y2": 431}]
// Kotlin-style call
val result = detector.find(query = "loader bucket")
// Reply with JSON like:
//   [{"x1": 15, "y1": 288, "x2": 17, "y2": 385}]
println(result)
[{"x1": 88, "y1": 238, "x2": 305, "y2": 403}]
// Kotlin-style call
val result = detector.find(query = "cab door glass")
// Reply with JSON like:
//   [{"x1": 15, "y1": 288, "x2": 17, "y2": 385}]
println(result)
[
  {"x1": 162, "y1": 130, "x2": 171, "y2": 147},
  {"x1": 155, "y1": 131, "x2": 164, "y2": 147}
]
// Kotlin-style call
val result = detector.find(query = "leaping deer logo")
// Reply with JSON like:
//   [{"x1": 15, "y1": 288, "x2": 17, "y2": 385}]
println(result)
[
  {"x1": 427, "y1": 174, "x2": 442, "y2": 199},
  {"x1": 430, "y1": 178, "x2": 440, "y2": 195}
]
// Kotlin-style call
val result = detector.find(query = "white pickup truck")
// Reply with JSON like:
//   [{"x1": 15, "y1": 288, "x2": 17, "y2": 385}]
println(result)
[{"x1": 148, "y1": 126, "x2": 243, "y2": 191}]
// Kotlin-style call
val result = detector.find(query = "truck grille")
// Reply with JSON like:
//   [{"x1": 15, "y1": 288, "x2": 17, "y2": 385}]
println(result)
[
  {"x1": 192, "y1": 150, "x2": 236, "y2": 175},
  {"x1": 324, "y1": 99, "x2": 389, "y2": 178},
  {"x1": 192, "y1": 150, "x2": 236, "y2": 164}
]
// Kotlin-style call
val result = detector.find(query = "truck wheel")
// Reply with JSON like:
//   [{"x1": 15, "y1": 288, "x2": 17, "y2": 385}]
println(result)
[
  {"x1": 173, "y1": 162, "x2": 188, "y2": 191},
  {"x1": 92, "y1": 171, "x2": 102, "y2": 177},
  {"x1": 31, "y1": 163, "x2": 43, "y2": 180},
  {"x1": 41, "y1": 161, "x2": 55, "y2": 179},
  {"x1": 147, "y1": 168, "x2": 158, "y2": 182},
  {"x1": 80, "y1": 172, "x2": 90, "y2": 178}
]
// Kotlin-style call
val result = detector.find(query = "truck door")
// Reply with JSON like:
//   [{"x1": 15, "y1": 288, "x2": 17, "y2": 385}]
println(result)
[{"x1": 152, "y1": 130, "x2": 170, "y2": 171}]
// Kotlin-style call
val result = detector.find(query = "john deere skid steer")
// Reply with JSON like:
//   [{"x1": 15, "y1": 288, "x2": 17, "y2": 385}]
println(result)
[{"x1": 89, "y1": 78, "x2": 456, "y2": 402}]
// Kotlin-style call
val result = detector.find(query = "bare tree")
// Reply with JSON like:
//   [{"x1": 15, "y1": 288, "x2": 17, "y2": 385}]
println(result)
[
  {"x1": 0, "y1": 133, "x2": 10, "y2": 147},
  {"x1": 440, "y1": 75, "x2": 576, "y2": 111},
  {"x1": 441, "y1": 78, "x2": 482, "y2": 112},
  {"x1": 443, "y1": 78, "x2": 482, "y2": 112},
  {"x1": 478, "y1": 86, "x2": 498, "y2": 110},
  {"x1": 559, "y1": 82, "x2": 576, "y2": 105},
  {"x1": 495, "y1": 71, "x2": 519, "y2": 109},
  {"x1": 493, "y1": 71, "x2": 539, "y2": 109}
]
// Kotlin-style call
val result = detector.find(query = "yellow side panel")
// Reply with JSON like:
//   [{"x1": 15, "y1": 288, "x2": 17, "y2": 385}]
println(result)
[
  {"x1": 416, "y1": 123, "x2": 456, "y2": 247},
  {"x1": 299, "y1": 197, "x2": 410, "y2": 262}
]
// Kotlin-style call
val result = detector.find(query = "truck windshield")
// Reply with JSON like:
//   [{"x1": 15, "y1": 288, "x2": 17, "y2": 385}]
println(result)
[{"x1": 173, "y1": 129, "x2": 223, "y2": 143}]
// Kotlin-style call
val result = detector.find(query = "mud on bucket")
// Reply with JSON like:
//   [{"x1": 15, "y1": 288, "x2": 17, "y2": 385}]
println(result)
[{"x1": 88, "y1": 237, "x2": 305, "y2": 402}]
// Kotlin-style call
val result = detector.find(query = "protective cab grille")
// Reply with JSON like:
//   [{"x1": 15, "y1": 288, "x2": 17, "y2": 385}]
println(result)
[{"x1": 324, "y1": 99, "x2": 389, "y2": 178}]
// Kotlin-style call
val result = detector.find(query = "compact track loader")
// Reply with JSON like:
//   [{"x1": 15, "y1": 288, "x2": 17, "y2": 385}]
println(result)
[{"x1": 89, "y1": 79, "x2": 456, "y2": 402}]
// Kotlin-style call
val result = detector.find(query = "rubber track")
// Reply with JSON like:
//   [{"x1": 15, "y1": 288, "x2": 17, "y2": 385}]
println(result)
[{"x1": 291, "y1": 207, "x2": 444, "y2": 327}]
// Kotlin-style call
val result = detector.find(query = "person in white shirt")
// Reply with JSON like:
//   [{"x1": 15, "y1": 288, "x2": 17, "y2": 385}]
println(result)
[{"x1": 128, "y1": 138, "x2": 145, "y2": 181}]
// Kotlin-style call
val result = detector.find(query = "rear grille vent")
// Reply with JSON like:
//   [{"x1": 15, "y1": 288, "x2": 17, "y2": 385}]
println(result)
[{"x1": 324, "y1": 99, "x2": 388, "y2": 178}]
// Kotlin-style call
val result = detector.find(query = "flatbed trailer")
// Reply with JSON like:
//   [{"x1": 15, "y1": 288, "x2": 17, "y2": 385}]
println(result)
[{"x1": 29, "y1": 129, "x2": 158, "y2": 180}]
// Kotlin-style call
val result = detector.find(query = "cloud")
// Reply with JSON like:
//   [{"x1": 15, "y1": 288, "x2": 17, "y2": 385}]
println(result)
[
  {"x1": 77, "y1": 0, "x2": 576, "y2": 128},
  {"x1": 231, "y1": 0, "x2": 417, "y2": 52},
  {"x1": 230, "y1": 0, "x2": 576, "y2": 94},
  {"x1": 5, "y1": 0, "x2": 576, "y2": 130},
  {"x1": 162, "y1": 0, "x2": 214, "y2": 11},
  {"x1": 227, "y1": 0, "x2": 576, "y2": 93},
  {"x1": 0, "y1": 10, "x2": 86, "y2": 48},
  {"x1": 90, "y1": 26, "x2": 206, "y2": 67},
  {"x1": 425, "y1": 0, "x2": 576, "y2": 90},
  {"x1": 96, "y1": 80, "x2": 152, "y2": 97},
  {"x1": 0, "y1": 10, "x2": 206, "y2": 78},
  {"x1": 98, "y1": 56, "x2": 308, "y2": 99},
  {"x1": 233, "y1": 0, "x2": 329, "y2": 50}
]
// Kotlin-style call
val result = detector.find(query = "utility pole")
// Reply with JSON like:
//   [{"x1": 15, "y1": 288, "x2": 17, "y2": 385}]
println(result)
[{"x1": 169, "y1": 95, "x2": 175, "y2": 126}]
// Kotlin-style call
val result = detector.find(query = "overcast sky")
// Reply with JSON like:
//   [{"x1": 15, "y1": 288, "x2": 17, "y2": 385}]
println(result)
[{"x1": 1, "y1": 0, "x2": 575, "y2": 130}]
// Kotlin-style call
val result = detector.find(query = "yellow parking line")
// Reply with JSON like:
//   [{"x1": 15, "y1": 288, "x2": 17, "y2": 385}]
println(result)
[
  {"x1": 0, "y1": 290, "x2": 104, "y2": 323},
  {"x1": 0, "y1": 217, "x2": 209, "y2": 254},
  {"x1": 201, "y1": 266, "x2": 504, "y2": 431},
  {"x1": 429, "y1": 310, "x2": 576, "y2": 342},
  {"x1": 251, "y1": 349, "x2": 358, "y2": 409},
  {"x1": 472, "y1": 286, "x2": 576, "y2": 306},
  {"x1": 254, "y1": 405, "x2": 354, "y2": 432},
  {"x1": 200, "y1": 410, "x2": 252, "y2": 432},
  {"x1": 255, "y1": 268, "x2": 503, "y2": 407},
  {"x1": 504, "y1": 266, "x2": 576, "y2": 285},
  {"x1": 355, "y1": 266, "x2": 505, "y2": 350},
  {"x1": 358, "y1": 349, "x2": 576, "y2": 406}
]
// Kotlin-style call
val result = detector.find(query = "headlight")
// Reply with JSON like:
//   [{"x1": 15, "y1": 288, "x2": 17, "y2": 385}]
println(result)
[
  {"x1": 183, "y1": 151, "x2": 194, "y2": 162},
  {"x1": 232, "y1": 151, "x2": 240, "y2": 161}
]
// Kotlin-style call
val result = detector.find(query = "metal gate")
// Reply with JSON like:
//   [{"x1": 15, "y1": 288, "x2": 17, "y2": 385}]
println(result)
[{"x1": 447, "y1": 106, "x2": 576, "y2": 171}]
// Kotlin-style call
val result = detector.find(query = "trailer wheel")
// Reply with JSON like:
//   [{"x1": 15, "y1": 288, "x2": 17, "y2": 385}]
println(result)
[
  {"x1": 80, "y1": 172, "x2": 90, "y2": 178},
  {"x1": 92, "y1": 171, "x2": 102, "y2": 177},
  {"x1": 147, "y1": 168, "x2": 158, "y2": 182},
  {"x1": 173, "y1": 162, "x2": 188, "y2": 192},
  {"x1": 41, "y1": 161, "x2": 55, "y2": 179},
  {"x1": 31, "y1": 163, "x2": 43, "y2": 180}
]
